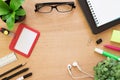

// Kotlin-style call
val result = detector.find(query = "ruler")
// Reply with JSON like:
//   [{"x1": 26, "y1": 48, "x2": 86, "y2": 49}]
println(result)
[{"x1": 0, "y1": 53, "x2": 17, "y2": 67}]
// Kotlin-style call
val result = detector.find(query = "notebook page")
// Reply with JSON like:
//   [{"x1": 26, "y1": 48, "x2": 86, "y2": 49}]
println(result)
[
  {"x1": 15, "y1": 28, "x2": 37, "y2": 55},
  {"x1": 87, "y1": 0, "x2": 120, "y2": 27}
]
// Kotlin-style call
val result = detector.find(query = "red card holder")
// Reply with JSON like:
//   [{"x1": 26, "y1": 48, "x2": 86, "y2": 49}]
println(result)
[{"x1": 9, "y1": 23, "x2": 40, "y2": 58}]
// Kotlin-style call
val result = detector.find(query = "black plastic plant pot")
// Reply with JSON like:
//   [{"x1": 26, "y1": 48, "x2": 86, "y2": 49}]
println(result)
[
  {"x1": 5, "y1": 0, "x2": 10, "y2": 4},
  {"x1": 15, "y1": 14, "x2": 26, "y2": 23}
]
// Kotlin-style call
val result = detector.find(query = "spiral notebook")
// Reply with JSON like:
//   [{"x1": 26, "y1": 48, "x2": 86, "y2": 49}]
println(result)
[{"x1": 78, "y1": 0, "x2": 120, "y2": 34}]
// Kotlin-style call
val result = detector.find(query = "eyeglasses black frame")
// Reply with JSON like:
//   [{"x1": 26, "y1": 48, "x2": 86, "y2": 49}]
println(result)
[{"x1": 34, "y1": 2, "x2": 76, "y2": 13}]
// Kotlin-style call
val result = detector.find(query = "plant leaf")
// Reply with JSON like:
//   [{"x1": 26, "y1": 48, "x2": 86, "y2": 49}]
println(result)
[
  {"x1": 15, "y1": 15, "x2": 19, "y2": 20},
  {"x1": 16, "y1": 8, "x2": 26, "y2": 16},
  {"x1": 10, "y1": 0, "x2": 24, "y2": 11},
  {"x1": 0, "y1": 0, "x2": 11, "y2": 15},
  {"x1": 6, "y1": 12, "x2": 15, "y2": 30},
  {"x1": 2, "y1": 13, "x2": 11, "y2": 20}
]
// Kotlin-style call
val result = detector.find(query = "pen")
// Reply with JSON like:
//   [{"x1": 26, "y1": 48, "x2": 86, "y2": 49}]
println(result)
[
  {"x1": 16, "y1": 72, "x2": 32, "y2": 80},
  {"x1": 2, "y1": 68, "x2": 29, "y2": 80},
  {"x1": 104, "y1": 44, "x2": 120, "y2": 52},
  {"x1": 94, "y1": 48, "x2": 120, "y2": 61},
  {"x1": 0, "y1": 63, "x2": 26, "y2": 77}
]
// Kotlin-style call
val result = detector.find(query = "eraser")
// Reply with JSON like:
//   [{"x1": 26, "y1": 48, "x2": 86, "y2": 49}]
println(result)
[
  {"x1": 96, "y1": 38, "x2": 102, "y2": 44},
  {"x1": 111, "y1": 30, "x2": 120, "y2": 43}
]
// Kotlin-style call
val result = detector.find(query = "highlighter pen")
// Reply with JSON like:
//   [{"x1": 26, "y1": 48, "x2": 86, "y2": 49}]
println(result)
[
  {"x1": 94, "y1": 48, "x2": 120, "y2": 61},
  {"x1": 0, "y1": 27, "x2": 15, "y2": 36},
  {"x1": 104, "y1": 44, "x2": 120, "y2": 52}
]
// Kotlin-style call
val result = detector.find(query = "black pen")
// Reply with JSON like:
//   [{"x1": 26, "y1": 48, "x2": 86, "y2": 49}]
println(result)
[
  {"x1": 0, "y1": 63, "x2": 26, "y2": 78},
  {"x1": 16, "y1": 72, "x2": 32, "y2": 80},
  {"x1": 2, "y1": 68, "x2": 29, "y2": 80}
]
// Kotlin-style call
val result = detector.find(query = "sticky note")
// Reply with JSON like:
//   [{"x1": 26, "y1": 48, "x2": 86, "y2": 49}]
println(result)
[{"x1": 111, "y1": 30, "x2": 120, "y2": 43}]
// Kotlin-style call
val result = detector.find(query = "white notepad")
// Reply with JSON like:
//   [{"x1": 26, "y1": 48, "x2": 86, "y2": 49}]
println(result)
[
  {"x1": 86, "y1": 0, "x2": 120, "y2": 27},
  {"x1": 15, "y1": 28, "x2": 37, "y2": 55},
  {"x1": 9, "y1": 24, "x2": 40, "y2": 58}
]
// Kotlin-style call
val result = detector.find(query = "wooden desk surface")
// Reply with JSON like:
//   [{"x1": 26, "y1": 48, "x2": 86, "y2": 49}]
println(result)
[{"x1": 0, "y1": 0, "x2": 120, "y2": 80}]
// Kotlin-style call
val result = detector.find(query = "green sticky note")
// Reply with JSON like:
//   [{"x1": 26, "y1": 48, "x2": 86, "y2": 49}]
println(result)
[{"x1": 111, "y1": 30, "x2": 120, "y2": 43}]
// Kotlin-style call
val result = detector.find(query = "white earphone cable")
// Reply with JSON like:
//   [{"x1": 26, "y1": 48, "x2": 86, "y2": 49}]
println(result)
[{"x1": 67, "y1": 61, "x2": 94, "y2": 79}]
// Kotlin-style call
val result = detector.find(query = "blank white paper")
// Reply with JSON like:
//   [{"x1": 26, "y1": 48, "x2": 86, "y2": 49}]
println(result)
[
  {"x1": 87, "y1": 0, "x2": 120, "y2": 27},
  {"x1": 15, "y1": 28, "x2": 37, "y2": 55}
]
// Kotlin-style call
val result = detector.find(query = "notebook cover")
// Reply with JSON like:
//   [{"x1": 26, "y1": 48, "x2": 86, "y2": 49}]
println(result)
[
  {"x1": 9, "y1": 24, "x2": 40, "y2": 58},
  {"x1": 78, "y1": 0, "x2": 120, "y2": 34}
]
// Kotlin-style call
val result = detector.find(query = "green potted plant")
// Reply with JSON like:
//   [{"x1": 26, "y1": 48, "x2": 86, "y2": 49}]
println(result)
[
  {"x1": 94, "y1": 57, "x2": 120, "y2": 80},
  {"x1": 0, "y1": 0, "x2": 26, "y2": 30}
]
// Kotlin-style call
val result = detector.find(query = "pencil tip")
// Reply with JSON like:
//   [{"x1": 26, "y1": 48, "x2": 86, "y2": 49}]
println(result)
[{"x1": 23, "y1": 63, "x2": 27, "y2": 66}]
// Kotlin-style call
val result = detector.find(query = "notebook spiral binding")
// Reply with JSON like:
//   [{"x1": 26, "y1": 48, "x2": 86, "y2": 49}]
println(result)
[{"x1": 87, "y1": 0, "x2": 99, "y2": 25}]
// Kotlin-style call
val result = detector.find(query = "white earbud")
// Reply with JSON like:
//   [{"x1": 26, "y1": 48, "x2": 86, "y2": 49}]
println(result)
[
  {"x1": 67, "y1": 64, "x2": 72, "y2": 76},
  {"x1": 72, "y1": 61, "x2": 78, "y2": 67},
  {"x1": 72, "y1": 61, "x2": 82, "y2": 71},
  {"x1": 67, "y1": 64, "x2": 72, "y2": 70},
  {"x1": 67, "y1": 61, "x2": 94, "y2": 79}
]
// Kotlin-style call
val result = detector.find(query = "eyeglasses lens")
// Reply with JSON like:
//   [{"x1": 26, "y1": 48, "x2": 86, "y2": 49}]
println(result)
[
  {"x1": 38, "y1": 6, "x2": 52, "y2": 13},
  {"x1": 57, "y1": 4, "x2": 72, "y2": 12}
]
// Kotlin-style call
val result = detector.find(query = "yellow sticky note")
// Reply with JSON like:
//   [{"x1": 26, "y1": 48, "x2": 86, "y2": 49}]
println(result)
[{"x1": 111, "y1": 30, "x2": 120, "y2": 43}]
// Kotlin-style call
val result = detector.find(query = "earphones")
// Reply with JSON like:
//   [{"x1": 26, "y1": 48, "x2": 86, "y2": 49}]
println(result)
[{"x1": 67, "y1": 61, "x2": 94, "y2": 79}]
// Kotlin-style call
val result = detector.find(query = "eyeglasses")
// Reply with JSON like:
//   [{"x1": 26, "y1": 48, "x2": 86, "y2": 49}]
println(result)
[{"x1": 34, "y1": 2, "x2": 76, "y2": 13}]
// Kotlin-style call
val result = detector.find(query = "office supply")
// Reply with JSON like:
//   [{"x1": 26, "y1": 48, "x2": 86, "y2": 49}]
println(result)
[
  {"x1": 0, "y1": 63, "x2": 26, "y2": 77},
  {"x1": 104, "y1": 44, "x2": 120, "y2": 52},
  {"x1": 0, "y1": 53, "x2": 17, "y2": 68},
  {"x1": 78, "y1": 0, "x2": 120, "y2": 34},
  {"x1": 0, "y1": 28, "x2": 10, "y2": 35},
  {"x1": 35, "y1": 2, "x2": 76, "y2": 13},
  {"x1": 67, "y1": 61, "x2": 94, "y2": 79},
  {"x1": 2, "y1": 68, "x2": 29, "y2": 80},
  {"x1": 111, "y1": 30, "x2": 120, "y2": 43},
  {"x1": 0, "y1": 28, "x2": 15, "y2": 36},
  {"x1": 96, "y1": 38, "x2": 102, "y2": 44},
  {"x1": 9, "y1": 24, "x2": 40, "y2": 58},
  {"x1": 16, "y1": 72, "x2": 32, "y2": 80},
  {"x1": 94, "y1": 48, "x2": 120, "y2": 61}
]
